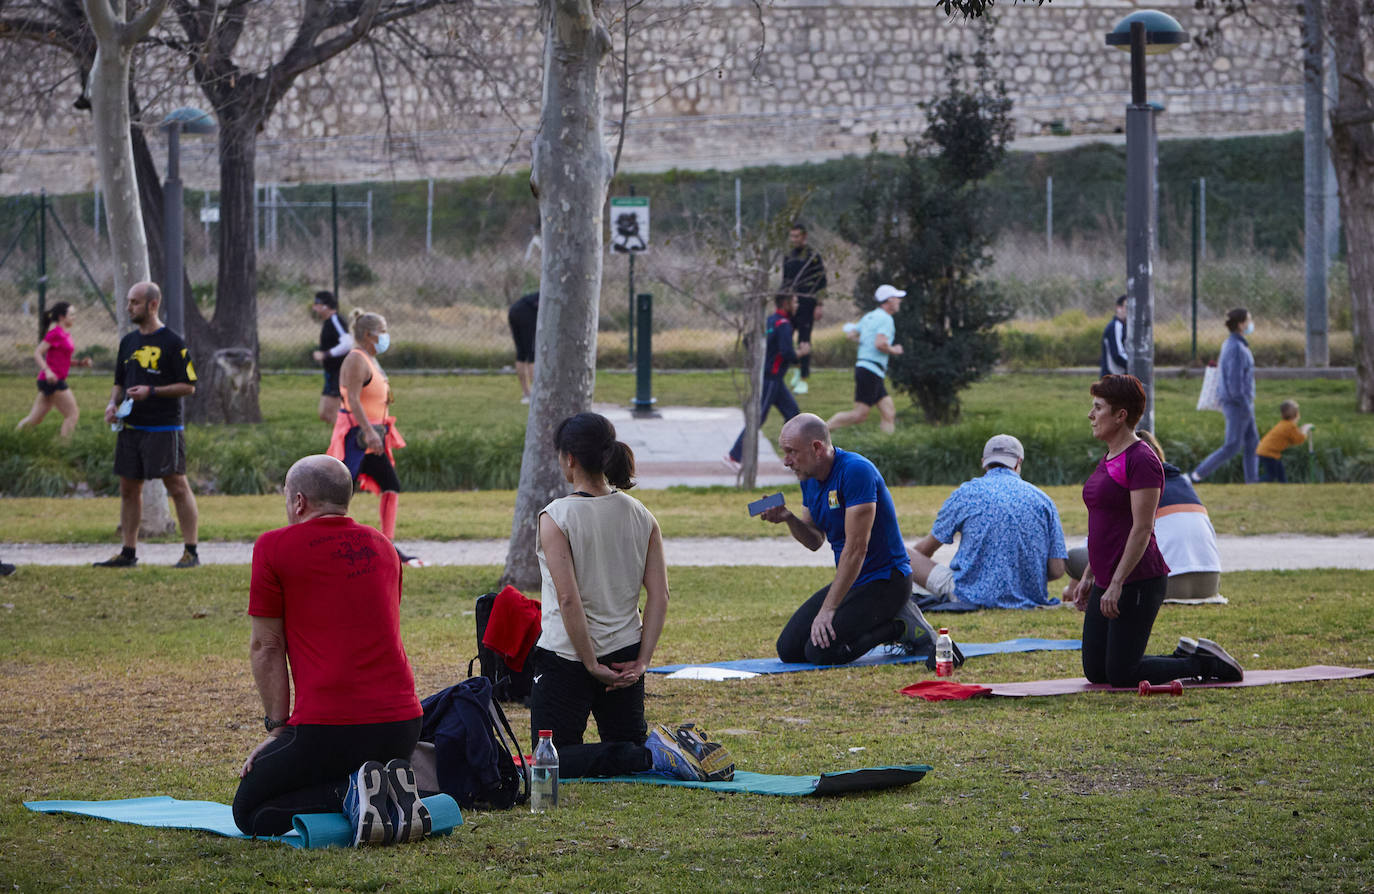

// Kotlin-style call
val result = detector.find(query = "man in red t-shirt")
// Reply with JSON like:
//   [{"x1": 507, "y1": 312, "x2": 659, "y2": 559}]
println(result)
[{"x1": 232, "y1": 455, "x2": 429, "y2": 846}]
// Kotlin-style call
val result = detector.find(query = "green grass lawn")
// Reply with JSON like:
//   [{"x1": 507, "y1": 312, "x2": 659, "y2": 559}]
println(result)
[{"x1": 2, "y1": 564, "x2": 1372, "y2": 891}]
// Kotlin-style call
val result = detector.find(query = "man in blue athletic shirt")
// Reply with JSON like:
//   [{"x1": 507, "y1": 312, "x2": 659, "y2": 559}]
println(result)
[{"x1": 760, "y1": 414, "x2": 933, "y2": 664}]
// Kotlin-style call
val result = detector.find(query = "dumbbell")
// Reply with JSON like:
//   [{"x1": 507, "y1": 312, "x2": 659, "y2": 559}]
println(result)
[{"x1": 1138, "y1": 679, "x2": 1184, "y2": 696}]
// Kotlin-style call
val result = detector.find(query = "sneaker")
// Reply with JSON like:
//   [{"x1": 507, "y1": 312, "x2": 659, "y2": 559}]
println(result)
[
  {"x1": 644, "y1": 723, "x2": 735, "y2": 782},
  {"x1": 343, "y1": 760, "x2": 392, "y2": 847},
  {"x1": 1172, "y1": 636, "x2": 1199, "y2": 658},
  {"x1": 721, "y1": 453, "x2": 741, "y2": 473},
  {"x1": 395, "y1": 546, "x2": 425, "y2": 568},
  {"x1": 892, "y1": 597, "x2": 936, "y2": 656},
  {"x1": 924, "y1": 633, "x2": 966, "y2": 673},
  {"x1": 786, "y1": 368, "x2": 802, "y2": 390},
  {"x1": 173, "y1": 549, "x2": 200, "y2": 569},
  {"x1": 1194, "y1": 637, "x2": 1244, "y2": 682},
  {"x1": 383, "y1": 759, "x2": 431, "y2": 844},
  {"x1": 519, "y1": 395, "x2": 530, "y2": 405},
  {"x1": 0, "y1": 562, "x2": 15, "y2": 576},
  {"x1": 792, "y1": 379, "x2": 809, "y2": 395},
  {"x1": 93, "y1": 552, "x2": 137, "y2": 568}
]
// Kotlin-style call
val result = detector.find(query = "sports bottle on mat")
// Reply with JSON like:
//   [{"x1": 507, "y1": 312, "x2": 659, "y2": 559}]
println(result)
[
  {"x1": 935, "y1": 629, "x2": 955, "y2": 678},
  {"x1": 531, "y1": 730, "x2": 559, "y2": 812}
]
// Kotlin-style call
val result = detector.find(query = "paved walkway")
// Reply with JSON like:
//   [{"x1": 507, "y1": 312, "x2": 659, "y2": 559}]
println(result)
[
  {"x1": 594, "y1": 403, "x2": 795, "y2": 488},
  {"x1": 5, "y1": 535, "x2": 1372, "y2": 570}
]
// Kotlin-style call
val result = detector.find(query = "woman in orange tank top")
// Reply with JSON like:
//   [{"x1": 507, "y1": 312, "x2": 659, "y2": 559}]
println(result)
[{"x1": 328, "y1": 310, "x2": 418, "y2": 565}]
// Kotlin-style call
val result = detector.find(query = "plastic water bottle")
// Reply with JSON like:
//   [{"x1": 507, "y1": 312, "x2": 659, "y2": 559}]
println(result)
[
  {"x1": 935, "y1": 628, "x2": 954, "y2": 678},
  {"x1": 531, "y1": 729, "x2": 559, "y2": 813}
]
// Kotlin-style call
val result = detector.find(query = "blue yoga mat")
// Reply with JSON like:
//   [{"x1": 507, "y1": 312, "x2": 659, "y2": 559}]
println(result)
[
  {"x1": 570, "y1": 765, "x2": 930, "y2": 796},
  {"x1": 649, "y1": 637, "x2": 1081, "y2": 675},
  {"x1": 24, "y1": 794, "x2": 462, "y2": 849}
]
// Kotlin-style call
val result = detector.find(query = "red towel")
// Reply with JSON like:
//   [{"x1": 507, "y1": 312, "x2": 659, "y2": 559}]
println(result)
[
  {"x1": 899, "y1": 680, "x2": 992, "y2": 701},
  {"x1": 482, "y1": 585, "x2": 542, "y2": 672}
]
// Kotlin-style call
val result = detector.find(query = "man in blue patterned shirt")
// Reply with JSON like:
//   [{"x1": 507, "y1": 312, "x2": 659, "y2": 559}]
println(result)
[{"x1": 907, "y1": 434, "x2": 1068, "y2": 610}]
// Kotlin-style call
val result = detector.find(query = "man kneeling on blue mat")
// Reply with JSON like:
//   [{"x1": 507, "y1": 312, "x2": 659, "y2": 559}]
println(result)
[
  {"x1": 762, "y1": 414, "x2": 935, "y2": 664},
  {"x1": 233, "y1": 455, "x2": 430, "y2": 847}
]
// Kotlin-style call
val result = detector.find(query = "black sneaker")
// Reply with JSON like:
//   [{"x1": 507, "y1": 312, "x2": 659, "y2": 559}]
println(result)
[
  {"x1": 0, "y1": 562, "x2": 15, "y2": 576},
  {"x1": 173, "y1": 549, "x2": 200, "y2": 569},
  {"x1": 383, "y1": 758, "x2": 431, "y2": 844},
  {"x1": 1172, "y1": 636, "x2": 1199, "y2": 659},
  {"x1": 343, "y1": 761, "x2": 392, "y2": 847},
  {"x1": 93, "y1": 553, "x2": 137, "y2": 568},
  {"x1": 1195, "y1": 637, "x2": 1244, "y2": 682}
]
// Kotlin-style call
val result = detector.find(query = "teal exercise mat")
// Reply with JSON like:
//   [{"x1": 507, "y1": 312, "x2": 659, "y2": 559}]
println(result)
[
  {"x1": 569, "y1": 765, "x2": 930, "y2": 796},
  {"x1": 24, "y1": 793, "x2": 462, "y2": 849},
  {"x1": 650, "y1": 638, "x2": 1081, "y2": 676}
]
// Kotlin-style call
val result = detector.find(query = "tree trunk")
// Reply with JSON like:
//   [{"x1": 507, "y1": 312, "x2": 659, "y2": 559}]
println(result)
[
  {"x1": 501, "y1": 0, "x2": 613, "y2": 591},
  {"x1": 737, "y1": 286, "x2": 768, "y2": 489},
  {"x1": 1327, "y1": 0, "x2": 1374, "y2": 412},
  {"x1": 185, "y1": 118, "x2": 263, "y2": 424}
]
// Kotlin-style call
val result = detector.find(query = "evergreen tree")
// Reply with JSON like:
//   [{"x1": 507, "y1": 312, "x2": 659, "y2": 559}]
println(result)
[{"x1": 840, "y1": 30, "x2": 1014, "y2": 424}]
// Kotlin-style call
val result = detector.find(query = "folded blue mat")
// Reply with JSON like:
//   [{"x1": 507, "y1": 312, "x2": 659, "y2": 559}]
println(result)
[
  {"x1": 649, "y1": 637, "x2": 1081, "y2": 675},
  {"x1": 570, "y1": 765, "x2": 930, "y2": 796},
  {"x1": 24, "y1": 794, "x2": 462, "y2": 849}
]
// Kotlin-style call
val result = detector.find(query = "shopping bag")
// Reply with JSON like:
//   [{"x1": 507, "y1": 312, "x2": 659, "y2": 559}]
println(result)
[{"x1": 1196, "y1": 363, "x2": 1222, "y2": 412}]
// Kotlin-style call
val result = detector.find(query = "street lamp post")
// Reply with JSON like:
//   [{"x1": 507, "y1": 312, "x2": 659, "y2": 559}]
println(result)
[
  {"x1": 1106, "y1": 11, "x2": 1187, "y2": 433},
  {"x1": 160, "y1": 107, "x2": 215, "y2": 338}
]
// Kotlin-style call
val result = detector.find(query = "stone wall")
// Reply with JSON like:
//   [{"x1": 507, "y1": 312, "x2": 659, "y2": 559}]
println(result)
[{"x1": 0, "y1": 0, "x2": 1304, "y2": 194}]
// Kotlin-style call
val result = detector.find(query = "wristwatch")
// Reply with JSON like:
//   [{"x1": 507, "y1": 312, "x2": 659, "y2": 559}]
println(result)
[{"x1": 264, "y1": 716, "x2": 288, "y2": 732}]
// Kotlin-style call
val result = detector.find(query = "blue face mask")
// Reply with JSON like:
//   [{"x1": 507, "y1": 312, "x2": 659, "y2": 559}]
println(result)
[
  {"x1": 375, "y1": 332, "x2": 391, "y2": 354},
  {"x1": 1244, "y1": 321, "x2": 1255, "y2": 335}
]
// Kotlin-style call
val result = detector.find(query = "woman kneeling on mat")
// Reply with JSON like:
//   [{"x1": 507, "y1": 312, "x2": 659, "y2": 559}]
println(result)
[
  {"x1": 527, "y1": 412, "x2": 733, "y2": 782},
  {"x1": 1069, "y1": 375, "x2": 1243, "y2": 687}
]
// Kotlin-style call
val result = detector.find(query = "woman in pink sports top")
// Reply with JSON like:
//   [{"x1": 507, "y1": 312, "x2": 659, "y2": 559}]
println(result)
[
  {"x1": 16, "y1": 301, "x2": 91, "y2": 439},
  {"x1": 1067, "y1": 375, "x2": 1244, "y2": 687}
]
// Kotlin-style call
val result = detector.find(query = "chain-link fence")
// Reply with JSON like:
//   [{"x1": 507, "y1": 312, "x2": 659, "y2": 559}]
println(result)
[{"x1": 0, "y1": 142, "x2": 1353, "y2": 375}]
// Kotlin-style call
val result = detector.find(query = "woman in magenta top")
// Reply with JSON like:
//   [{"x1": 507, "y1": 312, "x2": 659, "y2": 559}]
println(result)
[
  {"x1": 1069, "y1": 375, "x2": 1243, "y2": 686},
  {"x1": 16, "y1": 301, "x2": 90, "y2": 439}
]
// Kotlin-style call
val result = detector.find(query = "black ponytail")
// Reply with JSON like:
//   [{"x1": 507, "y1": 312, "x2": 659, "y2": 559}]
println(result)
[
  {"x1": 41, "y1": 301, "x2": 72, "y2": 335},
  {"x1": 554, "y1": 412, "x2": 637, "y2": 490}
]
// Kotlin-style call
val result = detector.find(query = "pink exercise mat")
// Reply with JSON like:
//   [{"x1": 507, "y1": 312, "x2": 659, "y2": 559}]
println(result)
[{"x1": 985, "y1": 665, "x2": 1374, "y2": 697}]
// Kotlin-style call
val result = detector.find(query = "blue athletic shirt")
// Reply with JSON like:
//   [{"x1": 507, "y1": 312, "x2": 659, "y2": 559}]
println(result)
[
  {"x1": 855, "y1": 308, "x2": 895, "y2": 378},
  {"x1": 801, "y1": 448, "x2": 911, "y2": 587}
]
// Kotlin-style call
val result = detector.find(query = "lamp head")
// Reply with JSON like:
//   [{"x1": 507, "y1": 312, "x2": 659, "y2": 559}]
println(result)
[
  {"x1": 1105, "y1": 10, "x2": 1188, "y2": 55},
  {"x1": 160, "y1": 107, "x2": 216, "y2": 135}
]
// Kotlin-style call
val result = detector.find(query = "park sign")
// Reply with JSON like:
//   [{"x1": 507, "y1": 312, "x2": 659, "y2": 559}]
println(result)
[{"x1": 610, "y1": 196, "x2": 649, "y2": 253}]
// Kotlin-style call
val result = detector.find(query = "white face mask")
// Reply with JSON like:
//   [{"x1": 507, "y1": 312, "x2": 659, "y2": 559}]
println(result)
[
  {"x1": 375, "y1": 332, "x2": 391, "y2": 354},
  {"x1": 1244, "y1": 321, "x2": 1255, "y2": 335}
]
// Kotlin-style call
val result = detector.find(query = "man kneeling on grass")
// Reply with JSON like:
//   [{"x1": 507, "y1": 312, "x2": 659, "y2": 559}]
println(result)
[{"x1": 233, "y1": 455, "x2": 429, "y2": 847}]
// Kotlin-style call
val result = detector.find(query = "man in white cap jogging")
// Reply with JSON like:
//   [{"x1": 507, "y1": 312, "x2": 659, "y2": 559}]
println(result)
[
  {"x1": 828, "y1": 284, "x2": 906, "y2": 433},
  {"x1": 907, "y1": 434, "x2": 1069, "y2": 610}
]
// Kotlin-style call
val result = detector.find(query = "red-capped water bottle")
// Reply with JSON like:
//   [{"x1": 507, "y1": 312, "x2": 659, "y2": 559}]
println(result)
[
  {"x1": 935, "y1": 628, "x2": 954, "y2": 677},
  {"x1": 531, "y1": 729, "x2": 559, "y2": 812}
]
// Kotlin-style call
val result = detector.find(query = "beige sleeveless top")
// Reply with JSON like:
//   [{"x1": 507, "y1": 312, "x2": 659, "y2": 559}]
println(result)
[{"x1": 535, "y1": 490, "x2": 656, "y2": 662}]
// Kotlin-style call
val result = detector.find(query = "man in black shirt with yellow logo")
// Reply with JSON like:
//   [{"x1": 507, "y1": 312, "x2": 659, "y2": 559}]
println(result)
[{"x1": 96, "y1": 281, "x2": 201, "y2": 569}]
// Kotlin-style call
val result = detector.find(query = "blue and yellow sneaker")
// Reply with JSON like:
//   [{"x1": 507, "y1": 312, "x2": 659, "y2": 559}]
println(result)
[{"x1": 645, "y1": 723, "x2": 734, "y2": 782}]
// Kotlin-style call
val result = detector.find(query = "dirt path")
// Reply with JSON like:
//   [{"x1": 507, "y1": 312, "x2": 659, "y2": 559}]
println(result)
[{"x1": 3, "y1": 535, "x2": 1371, "y2": 570}]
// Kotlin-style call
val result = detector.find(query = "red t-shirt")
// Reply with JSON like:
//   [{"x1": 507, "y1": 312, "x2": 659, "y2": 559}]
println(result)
[
  {"x1": 1083, "y1": 439, "x2": 1170, "y2": 586},
  {"x1": 42, "y1": 326, "x2": 74, "y2": 381},
  {"x1": 249, "y1": 515, "x2": 421, "y2": 726}
]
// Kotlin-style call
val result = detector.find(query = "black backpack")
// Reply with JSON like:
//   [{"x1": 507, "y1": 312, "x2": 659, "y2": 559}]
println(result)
[
  {"x1": 467, "y1": 591, "x2": 535, "y2": 704},
  {"x1": 419, "y1": 677, "x2": 529, "y2": 810}
]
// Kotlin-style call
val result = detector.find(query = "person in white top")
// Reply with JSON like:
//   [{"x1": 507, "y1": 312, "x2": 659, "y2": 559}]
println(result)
[
  {"x1": 828, "y1": 284, "x2": 905, "y2": 433},
  {"x1": 528, "y1": 412, "x2": 734, "y2": 782}
]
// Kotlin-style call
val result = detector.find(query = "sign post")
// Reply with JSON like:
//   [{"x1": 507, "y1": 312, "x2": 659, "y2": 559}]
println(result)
[{"x1": 610, "y1": 194, "x2": 649, "y2": 364}]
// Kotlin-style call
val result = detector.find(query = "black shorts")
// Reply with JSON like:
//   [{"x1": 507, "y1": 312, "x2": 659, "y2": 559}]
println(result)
[
  {"x1": 509, "y1": 307, "x2": 537, "y2": 363},
  {"x1": 37, "y1": 378, "x2": 69, "y2": 396},
  {"x1": 854, "y1": 367, "x2": 888, "y2": 406},
  {"x1": 114, "y1": 428, "x2": 187, "y2": 480},
  {"x1": 321, "y1": 368, "x2": 341, "y2": 398}
]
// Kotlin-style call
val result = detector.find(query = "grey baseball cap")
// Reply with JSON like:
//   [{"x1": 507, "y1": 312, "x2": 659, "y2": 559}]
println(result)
[{"x1": 982, "y1": 434, "x2": 1024, "y2": 471}]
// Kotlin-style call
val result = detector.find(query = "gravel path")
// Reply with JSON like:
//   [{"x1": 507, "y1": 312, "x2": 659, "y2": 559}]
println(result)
[{"x1": 3, "y1": 534, "x2": 1372, "y2": 570}]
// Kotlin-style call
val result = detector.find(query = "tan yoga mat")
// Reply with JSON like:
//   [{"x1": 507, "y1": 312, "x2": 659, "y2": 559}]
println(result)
[{"x1": 984, "y1": 665, "x2": 1374, "y2": 697}]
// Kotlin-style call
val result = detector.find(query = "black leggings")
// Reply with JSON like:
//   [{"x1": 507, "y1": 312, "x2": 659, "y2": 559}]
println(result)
[
  {"x1": 777, "y1": 568, "x2": 911, "y2": 665},
  {"x1": 232, "y1": 716, "x2": 421, "y2": 835},
  {"x1": 1081, "y1": 575, "x2": 1200, "y2": 686},
  {"x1": 526, "y1": 643, "x2": 653, "y2": 779}
]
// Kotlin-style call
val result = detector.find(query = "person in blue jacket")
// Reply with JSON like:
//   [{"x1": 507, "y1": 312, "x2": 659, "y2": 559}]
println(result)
[
  {"x1": 1191, "y1": 308, "x2": 1258, "y2": 484},
  {"x1": 724, "y1": 293, "x2": 808, "y2": 469}
]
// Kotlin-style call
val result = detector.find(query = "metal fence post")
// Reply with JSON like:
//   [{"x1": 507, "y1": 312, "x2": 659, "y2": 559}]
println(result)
[
  {"x1": 1191, "y1": 179, "x2": 1200, "y2": 362},
  {"x1": 37, "y1": 191, "x2": 48, "y2": 340},
  {"x1": 331, "y1": 185, "x2": 340, "y2": 301},
  {"x1": 426, "y1": 178, "x2": 434, "y2": 255},
  {"x1": 1046, "y1": 175, "x2": 1053, "y2": 257},
  {"x1": 632, "y1": 292, "x2": 658, "y2": 417},
  {"x1": 366, "y1": 190, "x2": 374, "y2": 256}
]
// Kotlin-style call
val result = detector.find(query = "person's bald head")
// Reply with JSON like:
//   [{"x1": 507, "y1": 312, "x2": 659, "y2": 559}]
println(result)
[
  {"x1": 283, "y1": 455, "x2": 353, "y2": 523},
  {"x1": 778, "y1": 413, "x2": 834, "y2": 481},
  {"x1": 126, "y1": 281, "x2": 162, "y2": 325}
]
